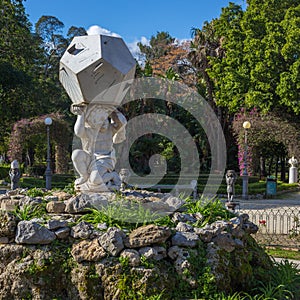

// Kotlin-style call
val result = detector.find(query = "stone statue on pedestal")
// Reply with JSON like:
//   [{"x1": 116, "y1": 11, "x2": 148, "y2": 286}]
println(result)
[
  {"x1": 71, "y1": 104, "x2": 127, "y2": 192},
  {"x1": 9, "y1": 160, "x2": 21, "y2": 190},
  {"x1": 59, "y1": 34, "x2": 136, "y2": 193},
  {"x1": 225, "y1": 170, "x2": 237, "y2": 202},
  {"x1": 288, "y1": 156, "x2": 298, "y2": 184}
]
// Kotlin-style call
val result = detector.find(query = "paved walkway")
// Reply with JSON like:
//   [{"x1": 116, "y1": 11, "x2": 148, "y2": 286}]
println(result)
[{"x1": 229, "y1": 190, "x2": 300, "y2": 210}]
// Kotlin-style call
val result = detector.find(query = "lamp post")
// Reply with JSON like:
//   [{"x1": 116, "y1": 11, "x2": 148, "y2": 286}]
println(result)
[
  {"x1": 242, "y1": 121, "x2": 251, "y2": 200},
  {"x1": 44, "y1": 117, "x2": 52, "y2": 190}
]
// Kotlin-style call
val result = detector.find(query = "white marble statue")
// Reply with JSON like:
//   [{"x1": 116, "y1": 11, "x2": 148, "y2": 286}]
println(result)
[
  {"x1": 289, "y1": 156, "x2": 298, "y2": 168},
  {"x1": 288, "y1": 156, "x2": 298, "y2": 184},
  {"x1": 71, "y1": 103, "x2": 127, "y2": 192}
]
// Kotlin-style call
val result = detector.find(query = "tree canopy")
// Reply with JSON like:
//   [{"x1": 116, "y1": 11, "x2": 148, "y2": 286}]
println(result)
[
  {"x1": 2, "y1": 0, "x2": 300, "y2": 176},
  {"x1": 208, "y1": 0, "x2": 300, "y2": 114}
]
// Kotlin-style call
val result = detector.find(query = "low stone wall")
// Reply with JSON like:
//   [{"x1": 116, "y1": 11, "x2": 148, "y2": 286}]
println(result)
[{"x1": 0, "y1": 189, "x2": 273, "y2": 299}]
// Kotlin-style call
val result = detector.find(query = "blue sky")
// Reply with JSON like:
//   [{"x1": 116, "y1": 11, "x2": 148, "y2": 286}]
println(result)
[{"x1": 24, "y1": 0, "x2": 246, "y2": 54}]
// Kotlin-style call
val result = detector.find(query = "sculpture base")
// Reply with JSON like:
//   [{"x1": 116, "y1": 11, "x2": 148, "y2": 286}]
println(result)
[
  {"x1": 289, "y1": 167, "x2": 298, "y2": 184},
  {"x1": 225, "y1": 201, "x2": 240, "y2": 212}
]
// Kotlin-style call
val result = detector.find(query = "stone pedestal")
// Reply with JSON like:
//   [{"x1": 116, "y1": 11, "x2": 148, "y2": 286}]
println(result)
[{"x1": 289, "y1": 167, "x2": 298, "y2": 184}]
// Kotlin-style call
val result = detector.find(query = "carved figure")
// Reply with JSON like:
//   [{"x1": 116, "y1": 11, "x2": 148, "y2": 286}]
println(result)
[
  {"x1": 119, "y1": 168, "x2": 131, "y2": 190},
  {"x1": 9, "y1": 160, "x2": 21, "y2": 190},
  {"x1": 71, "y1": 104, "x2": 127, "y2": 192},
  {"x1": 225, "y1": 170, "x2": 237, "y2": 202},
  {"x1": 288, "y1": 156, "x2": 298, "y2": 168}
]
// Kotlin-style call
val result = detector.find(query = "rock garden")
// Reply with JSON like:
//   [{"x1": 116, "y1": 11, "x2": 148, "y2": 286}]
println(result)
[{"x1": 0, "y1": 187, "x2": 298, "y2": 300}]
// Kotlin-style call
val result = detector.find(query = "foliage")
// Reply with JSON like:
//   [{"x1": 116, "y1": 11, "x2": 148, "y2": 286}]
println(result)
[
  {"x1": 63, "y1": 182, "x2": 75, "y2": 195},
  {"x1": 232, "y1": 108, "x2": 300, "y2": 176},
  {"x1": 8, "y1": 112, "x2": 71, "y2": 173},
  {"x1": 26, "y1": 187, "x2": 47, "y2": 198},
  {"x1": 79, "y1": 198, "x2": 173, "y2": 231},
  {"x1": 12, "y1": 203, "x2": 47, "y2": 221},
  {"x1": 184, "y1": 197, "x2": 235, "y2": 226},
  {"x1": 209, "y1": 0, "x2": 300, "y2": 114},
  {"x1": 0, "y1": 0, "x2": 44, "y2": 145}
]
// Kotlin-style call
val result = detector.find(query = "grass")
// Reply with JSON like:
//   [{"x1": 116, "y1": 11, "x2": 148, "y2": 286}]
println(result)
[{"x1": 266, "y1": 248, "x2": 300, "y2": 260}]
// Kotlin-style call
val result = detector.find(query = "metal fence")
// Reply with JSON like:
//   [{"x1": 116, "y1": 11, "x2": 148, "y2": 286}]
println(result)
[{"x1": 239, "y1": 203, "x2": 300, "y2": 249}]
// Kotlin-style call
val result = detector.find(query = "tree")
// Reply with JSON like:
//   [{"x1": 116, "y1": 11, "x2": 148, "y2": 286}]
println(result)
[
  {"x1": 35, "y1": 15, "x2": 68, "y2": 78},
  {"x1": 67, "y1": 26, "x2": 87, "y2": 42},
  {"x1": 232, "y1": 108, "x2": 300, "y2": 179},
  {"x1": 8, "y1": 113, "x2": 71, "y2": 173},
  {"x1": 209, "y1": 0, "x2": 300, "y2": 114},
  {"x1": 0, "y1": 0, "x2": 43, "y2": 151}
]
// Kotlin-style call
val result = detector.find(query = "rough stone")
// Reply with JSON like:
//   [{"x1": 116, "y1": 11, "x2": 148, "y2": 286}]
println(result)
[
  {"x1": 125, "y1": 224, "x2": 172, "y2": 248},
  {"x1": 54, "y1": 227, "x2": 70, "y2": 239},
  {"x1": 46, "y1": 201, "x2": 66, "y2": 213},
  {"x1": 172, "y1": 212, "x2": 197, "y2": 224},
  {"x1": 45, "y1": 195, "x2": 59, "y2": 202},
  {"x1": 47, "y1": 219, "x2": 68, "y2": 230},
  {"x1": 153, "y1": 246, "x2": 167, "y2": 260},
  {"x1": 171, "y1": 231, "x2": 199, "y2": 247},
  {"x1": 138, "y1": 246, "x2": 157, "y2": 259},
  {"x1": 0, "y1": 237, "x2": 9, "y2": 244},
  {"x1": 120, "y1": 249, "x2": 140, "y2": 266},
  {"x1": 21, "y1": 196, "x2": 43, "y2": 207},
  {"x1": 70, "y1": 221, "x2": 94, "y2": 239},
  {"x1": 86, "y1": 193, "x2": 111, "y2": 210},
  {"x1": 0, "y1": 212, "x2": 17, "y2": 238},
  {"x1": 212, "y1": 231, "x2": 236, "y2": 252},
  {"x1": 15, "y1": 221, "x2": 56, "y2": 244},
  {"x1": 51, "y1": 191, "x2": 72, "y2": 201},
  {"x1": 176, "y1": 222, "x2": 194, "y2": 232},
  {"x1": 71, "y1": 239, "x2": 106, "y2": 262},
  {"x1": 1, "y1": 199, "x2": 20, "y2": 211},
  {"x1": 98, "y1": 227, "x2": 125, "y2": 256},
  {"x1": 164, "y1": 196, "x2": 185, "y2": 211},
  {"x1": 97, "y1": 223, "x2": 108, "y2": 231},
  {"x1": 64, "y1": 195, "x2": 92, "y2": 213}
]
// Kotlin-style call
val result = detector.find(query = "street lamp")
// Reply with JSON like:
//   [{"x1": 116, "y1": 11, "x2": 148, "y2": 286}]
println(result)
[
  {"x1": 242, "y1": 121, "x2": 251, "y2": 200},
  {"x1": 44, "y1": 117, "x2": 52, "y2": 190}
]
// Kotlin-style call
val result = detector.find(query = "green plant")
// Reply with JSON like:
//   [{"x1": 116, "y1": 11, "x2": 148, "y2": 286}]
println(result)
[
  {"x1": 184, "y1": 197, "x2": 235, "y2": 226},
  {"x1": 145, "y1": 290, "x2": 166, "y2": 300},
  {"x1": 270, "y1": 259, "x2": 300, "y2": 298},
  {"x1": 26, "y1": 187, "x2": 46, "y2": 198},
  {"x1": 63, "y1": 182, "x2": 75, "y2": 195},
  {"x1": 12, "y1": 203, "x2": 47, "y2": 221},
  {"x1": 119, "y1": 256, "x2": 129, "y2": 268},
  {"x1": 250, "y1": 283, "x2": 293, "y2": 300},
  {"x1": 79, "y1": 198, "x2": 170, "y2": 231},
  {"x1": 140, "y1": 255, "x2": 154, "y2": 269}
]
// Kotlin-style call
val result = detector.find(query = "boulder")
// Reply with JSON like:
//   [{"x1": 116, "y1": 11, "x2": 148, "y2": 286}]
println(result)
[
  {"x1": 98, "y1": 227, "x2": 125, "y2": 256},
  {"x1": 71, "y1": 239, "x2": 106, "y2": 262},
  {"x1": 0, "y1": 212, "x2": 17, "y2": 238},
  {"x1": 15, "y1": 221, "x2": 56, "y2": 244},
  {"x1": 47, "y1": 219, "x2": 68, "y2": 230},
  {"x1": 125, "y1": 224, "x2": 172, "y2": 248},
  {"x1": 70, "y1": 221, "x2": 94, "y2": 239},
  {"x1": 64, "y1": 195, "x2": 92, "y2": 213},
  {"x1": 120, "y1": 249, "x2": 140, "y2": 266},
  {"x1": 171, "y1": 232, "x2": 199, "y2": 248},
  {"x1": 54, "y1": 227, "x2": 70, "y2": 239},
  {"x1": 46, "y1": 201, "x2": 66, "y2": 213}
]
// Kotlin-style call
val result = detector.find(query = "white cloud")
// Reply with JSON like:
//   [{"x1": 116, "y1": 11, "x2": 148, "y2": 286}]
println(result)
[
  {"x1": 87, "y1": 25, "x2": 121, "y2": 38},
  {"x1": 127, "y1": 36, "x2": 149, "y2": 64}
]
